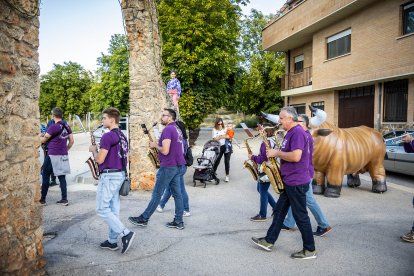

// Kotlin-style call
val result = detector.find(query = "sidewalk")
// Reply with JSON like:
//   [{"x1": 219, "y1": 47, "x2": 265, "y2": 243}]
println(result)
[{"x1": 41, "y1": 131, "x2": 414, "y2": 275}]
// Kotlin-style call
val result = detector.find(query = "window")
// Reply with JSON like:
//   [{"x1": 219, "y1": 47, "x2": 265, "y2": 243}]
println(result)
[
  {"x1": 311, "y1": 101, "x2": 324, "y2": 116},
  {"x1": 294, "y1": 55, "x2": 304, "y2": 73},
  {"x1": 338, "y1": 85, "x2": 374, "y2": 99},
  {"x1": 291, "y1": 104, "x2": 306, "y2": 115},
  {"x1": 403, "y1": 1, "x2": 414, "y2": 35},
  {"x1": 383, "y1": 79, "x2": 408, "y2": 122},
  {"x1": 327, "y1": 29, "x2": 351, "y2": 59}
]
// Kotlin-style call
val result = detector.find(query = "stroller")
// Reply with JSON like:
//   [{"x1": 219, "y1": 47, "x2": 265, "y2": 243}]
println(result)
[{"x1": 193, "y1": 140, "x2": 221, "y2": 188}]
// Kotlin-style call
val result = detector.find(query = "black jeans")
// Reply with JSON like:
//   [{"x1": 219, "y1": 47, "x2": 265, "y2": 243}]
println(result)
[
  {"x1": 265, "y1": 183, "x2": 315, "y2": 251},
  {"x1": 213, "y1": 145, "x2": 231, "y2": 175},
  {"x1": 41, "y1": 155, "x2": 67, "y2": 200}
]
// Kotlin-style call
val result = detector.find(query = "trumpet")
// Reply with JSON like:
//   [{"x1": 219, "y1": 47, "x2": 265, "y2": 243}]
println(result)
[
  {"x1": 260, "y1": 126, "x2": 285, "y2": 194},
  {"x1": 141, "y1": 123, "x2": 160, "y2": 169},
  {"x1": 243, "y1": 134, "x2": 260, "y2": 181}
]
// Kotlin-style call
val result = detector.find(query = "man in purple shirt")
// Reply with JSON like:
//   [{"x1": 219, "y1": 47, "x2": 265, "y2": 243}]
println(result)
[
  {"x1": 248, "y1": 124, "x2": 277, "y2": 222},
  {"x1": 89, "y1": 107, "x2": 135, "y2": 254},
  {"x1": 39, "y1": 107, "x2": 74, "y2": 206},
  {"x1": 129, "y1": 108, "x2": 187, "y2": 230},
  {"x1": 251, "y1": 107, "x2": 317, "y2": 259}
]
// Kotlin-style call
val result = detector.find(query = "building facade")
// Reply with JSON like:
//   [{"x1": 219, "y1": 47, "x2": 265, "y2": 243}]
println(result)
[{"x1": 263, "y1": 0, "x2": 414, "y2": 130}]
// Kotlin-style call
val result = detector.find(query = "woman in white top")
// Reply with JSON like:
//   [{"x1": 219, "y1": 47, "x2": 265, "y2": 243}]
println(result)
[{"x1": 212, "y1": 118, "x2": 232, "y2": 182}]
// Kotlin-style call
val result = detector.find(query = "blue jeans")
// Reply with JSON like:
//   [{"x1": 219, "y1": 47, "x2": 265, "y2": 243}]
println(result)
[
  {"x1": 96, "y1": 171, "x2": 130, "y2": 243},
  {"x1": 41, "y1": 155, "x2": 67, "y2": 200},
  {"x1": 160, "y1": 166, "x2": 189, "y2": 212},
  {"x1": 284, "y1": 182, "x2": 329, "y2": 229},
  {"x1": 257, "y1": 182, "x2": 277, "y2": 217},
  {"x1": 265, "y1": 183, "x2": 315, "y2": 251},
  {"x1": 142, "y1": 166, "x2": 184, "y2": 223}
]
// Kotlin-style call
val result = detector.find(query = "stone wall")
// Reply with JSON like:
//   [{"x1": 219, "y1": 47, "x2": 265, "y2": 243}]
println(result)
[
  {"x1": 0, "y1": 0, "x2": 45, "y2": 274},
  {"x1": 121, "y1": 0, "x2": 168, "y2": 190}
]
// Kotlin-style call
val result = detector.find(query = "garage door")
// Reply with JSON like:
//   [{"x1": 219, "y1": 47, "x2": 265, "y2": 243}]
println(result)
[{"x1": 338, "y1": 85, "x2": 375, "y2": 128}]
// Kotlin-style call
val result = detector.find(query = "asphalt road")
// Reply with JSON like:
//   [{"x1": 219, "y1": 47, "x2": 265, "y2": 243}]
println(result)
[{"x1": 41, "y1": 130, "x2": 414, "y2": 275}]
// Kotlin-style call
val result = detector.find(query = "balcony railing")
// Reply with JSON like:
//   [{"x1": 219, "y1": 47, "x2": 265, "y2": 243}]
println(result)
[{"x1": 281, "y1": 66, "x2": 312, "y2": 91}]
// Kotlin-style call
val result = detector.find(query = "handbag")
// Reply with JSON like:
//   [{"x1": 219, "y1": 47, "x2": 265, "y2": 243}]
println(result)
[
  {"x1": 119, "y1": 177, "x2": 131, "y2": 197},
  {"x1": 113, "y1": 130, "x2": 130, "y2": 196}
]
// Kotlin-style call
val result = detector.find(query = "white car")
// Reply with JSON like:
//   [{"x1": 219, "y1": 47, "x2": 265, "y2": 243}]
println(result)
[
  {"x1": 93, "y1": 116, "x2": 129, "y2": 145},
  {"x1": 383, "y1": 130, "x2": 414, "y2": 176}
]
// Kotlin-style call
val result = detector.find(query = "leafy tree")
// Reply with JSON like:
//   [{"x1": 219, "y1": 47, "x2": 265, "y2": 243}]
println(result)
[
  {"x1": 89, "y1": 34, "x2": 130, "y2": 115},
  {"x1": 230, "y1": 9, "x2": 285, "y2": 115},
  {"x1": 39, "y1": 61, "x2": 93, "y2": 118},
  {"x1": 158, "y1": 0, "x2": 245, "y2": 128}
]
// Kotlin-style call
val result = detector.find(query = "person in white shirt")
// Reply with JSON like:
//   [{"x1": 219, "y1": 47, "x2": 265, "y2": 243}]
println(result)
[{"x1": 212, "y1": 118, "x2": 232, "y2": 182}]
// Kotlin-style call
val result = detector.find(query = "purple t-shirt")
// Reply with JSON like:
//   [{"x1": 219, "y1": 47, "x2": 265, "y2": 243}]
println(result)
[
  {"x1": 280, "y1": 124, "x2": 310, "y2": 186},
  {"x1": 306, "y1": 130, "x2": 314, "y2": 178},
  {"x1": 46, "y1": 121, "x2": 72, "y2": 155},
  {"x1": 99, "y1": 129, "x2": 128, "y2": 171},
  {"x1": 158, "y1": 122, "x2": 186, "y2": 167},
  {"x1": 403, "y1": 140, "x2": 414, "y2": 153}
]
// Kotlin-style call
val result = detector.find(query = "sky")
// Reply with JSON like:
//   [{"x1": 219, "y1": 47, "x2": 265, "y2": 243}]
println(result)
[{"x1": 38, "y1": 0, "x2": 286, "y2": 74}]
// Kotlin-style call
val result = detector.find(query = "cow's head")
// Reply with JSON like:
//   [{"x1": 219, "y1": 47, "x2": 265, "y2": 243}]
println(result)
[{"x1": 309, "y1": 105, "x2": 333, "y2": 138}]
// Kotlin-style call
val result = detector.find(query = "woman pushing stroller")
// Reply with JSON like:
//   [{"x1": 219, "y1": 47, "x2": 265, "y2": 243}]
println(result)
[{"x1": 212, "y1": 118, "x2": 233, "y2": 182}]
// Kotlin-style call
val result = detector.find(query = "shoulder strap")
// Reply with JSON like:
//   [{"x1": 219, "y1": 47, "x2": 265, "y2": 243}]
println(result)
[
  {"x1": 111, "y1": 129, "x2": 127, "y2": 172},
  {"x1": 47, "y1": 121, "x2": 68, "y2": 142}
]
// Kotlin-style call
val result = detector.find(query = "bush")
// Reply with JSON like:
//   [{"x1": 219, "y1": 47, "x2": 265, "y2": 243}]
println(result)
[{"x1": 236, "y1": 117, "x2": 258, "y2": 128}]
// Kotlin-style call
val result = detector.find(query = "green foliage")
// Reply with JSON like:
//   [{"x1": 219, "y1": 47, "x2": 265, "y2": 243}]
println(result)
[
  {"x1": 235, "y1": 116, "x2": 258, "y2": 128},
  {"x1": 89, "y1": 34, "x2": 130, "y2": 115},
  {"x1": 158, "y1": 0, "x2": 243, "y2": 128},
  {"x1": 39, "y1": 61, "x2": 93, "y2": 118},
  {"x1": 230, "y1": 9, "x2": 285, "y2": 115}
]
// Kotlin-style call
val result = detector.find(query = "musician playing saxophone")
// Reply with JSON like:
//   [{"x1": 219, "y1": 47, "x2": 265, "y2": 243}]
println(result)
[
  {"x1": 252, "y1": 107, "x2": 317, "y2": 260},
  {"x1": 89, "y1": 107, "x2": 135, "y2": 254},
  {"x1": 249, "y1": 123, "x2": 277, "y2": 222}
]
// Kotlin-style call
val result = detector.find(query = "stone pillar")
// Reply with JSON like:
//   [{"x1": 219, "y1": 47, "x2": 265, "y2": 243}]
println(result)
[
  {"x1": 0, "y1": 0, "x2": 45, "y2": 274},
  {"x1": 121, "y1": 0, "x2": 167, "y2": 190}
]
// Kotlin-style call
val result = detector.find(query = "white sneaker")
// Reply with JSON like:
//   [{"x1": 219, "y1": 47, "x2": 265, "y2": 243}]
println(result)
[
  {"x1": 156, "y1": 205, "x2": 163, "y2": 213},
  {"x1": 183, "y1": 211, "x2": 191, "y2": 217},
  {"x1": 225, "y1": 175, "x2": 229, "y2": 182}
]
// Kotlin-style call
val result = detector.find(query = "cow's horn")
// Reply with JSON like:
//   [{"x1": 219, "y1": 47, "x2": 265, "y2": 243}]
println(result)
[
  {"x1": 261, "y1": 111, "x2": 280, "y2": 124},
  {"x1": 309, "y1": 107, "x2": 327, "y2": 128}
]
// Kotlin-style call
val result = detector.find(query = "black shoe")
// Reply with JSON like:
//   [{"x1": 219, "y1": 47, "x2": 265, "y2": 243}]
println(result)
[
  {"x1": 39, "y1": 199, "x2": 46, "y2": 206},
  {"x1": 49, "y1": 181, "x2": 58, "y2": 187},
  {"x1": 56, "y1": 199, "x2": 68, "y2": 206},
  {"x1": 166, "y1": 220, "x2": 184, "y2": 230},
  {"x1": 128, "y1": 215, "x2": 148, "y2": 227},
  {"x1": 100, "y1": 240, "x2": 119, "y2": 251},
  {"x1": 281, "y1": 224, "x2": 292, "y2": 231},
  {"x1": 121, "y1": 231, "x2": 135, "y2": 254},
  {"x1": 313, "y1": 226, "x2": 332, "y2": 237},
  {"x1": 250, "y1": 214, "x2": 267, "y2": 222}
]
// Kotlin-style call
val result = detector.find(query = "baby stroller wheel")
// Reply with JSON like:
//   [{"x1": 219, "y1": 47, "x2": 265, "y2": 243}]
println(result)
[
  {"x1": 193, "y1": 180, "x2": 196, "y2": 187},
  {"x1": 215, "y1": 178, "x2": 220, "y2": 185}
]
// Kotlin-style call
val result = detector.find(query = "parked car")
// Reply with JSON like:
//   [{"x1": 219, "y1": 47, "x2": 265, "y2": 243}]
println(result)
[
  {"x1": 93, "y1": 116, "x2": 129, "y2": 145},
  {"x1": 383, "y1": 130, "x2": 414, "y2": 176}
]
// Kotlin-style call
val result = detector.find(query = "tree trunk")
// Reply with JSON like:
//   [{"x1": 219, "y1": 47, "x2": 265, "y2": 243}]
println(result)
[{"x1": 121, "y1": 0, "x2": 167, "y2": 190}]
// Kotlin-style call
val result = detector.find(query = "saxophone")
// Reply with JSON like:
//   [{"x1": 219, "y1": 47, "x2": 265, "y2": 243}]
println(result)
[
  {"x1": 86, "y1": 125, "x2": 102, "y2": 180},
  {"x1": 141, "y1": 123, "x2": 160, "y2": 169},
  {"x1": 243, "y1": 135, "x2": 259, "y2": 181},
  {"x1": 260, "y1": 127, "x2": 285, "y2": 194}
]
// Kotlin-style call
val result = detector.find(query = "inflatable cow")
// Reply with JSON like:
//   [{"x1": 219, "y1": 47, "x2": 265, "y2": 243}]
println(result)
[{"x1": 261, "y1": 106, "x2": 387, "y2": 198}]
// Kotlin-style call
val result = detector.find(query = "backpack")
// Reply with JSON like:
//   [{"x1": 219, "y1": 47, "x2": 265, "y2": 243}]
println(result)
[{"x1": 184, "y1": 140, "x2": 193, "y2": 166}]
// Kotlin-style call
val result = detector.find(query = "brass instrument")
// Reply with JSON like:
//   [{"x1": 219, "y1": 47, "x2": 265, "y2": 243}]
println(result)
[
  {"x1": 260, "y1": 127, "x2": 285, "y2": 194},
  {"x1": 86, "y1": 124, "x2": 102, "y2": 180},
  {"x1": 243, "y1": 135, "x2": 260, "y2": 181},
  {"x1": 141, "y1": 123, "x2": 160, "y2": 169}
]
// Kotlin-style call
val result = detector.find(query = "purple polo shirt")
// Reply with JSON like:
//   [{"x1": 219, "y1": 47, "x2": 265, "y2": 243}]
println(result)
[
  {"x1": 280, "y1": 124, "x2": 310, "y2": 186},
  {"x1": 46, "y1": 121, "x2": 72, "y2": 155},
  {"x1": 99, "y1": 129, "x2": 128, "y2": 171},
  {"x1": 403, "y1": 140, "x2": 414, "y2": 153},
  {"x1": 158, "y1": 122, "x2": 186, "y2": 167},
  {"x1": 306, "y1": 130, "x2": 314, "y2": 178}
]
